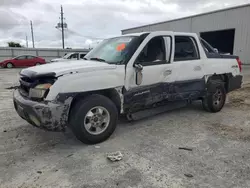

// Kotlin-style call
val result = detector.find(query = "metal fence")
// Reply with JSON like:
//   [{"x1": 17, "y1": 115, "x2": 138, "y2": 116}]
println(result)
[{"x1": 0, "y1": 47, "x2": 90, "y2": 62}]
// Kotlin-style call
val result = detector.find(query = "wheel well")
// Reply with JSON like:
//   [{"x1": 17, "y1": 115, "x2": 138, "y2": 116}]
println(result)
[
  {"x1": 69, "y1": 88, "x2": 122, "y2": 120},
  {"x1": 207, "y1": 74, "x2": 231, "y2": 93}
]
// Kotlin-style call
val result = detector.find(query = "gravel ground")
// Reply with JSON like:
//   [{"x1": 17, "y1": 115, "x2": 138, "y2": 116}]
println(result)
[{"x1": 0, "y1": 67, "x2": 250, "y2": 188}]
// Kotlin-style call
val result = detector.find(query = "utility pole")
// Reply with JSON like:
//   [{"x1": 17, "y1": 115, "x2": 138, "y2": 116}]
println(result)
[
  {"x1": 30, "y1": 21, "x2": 35, "y2": 48},
  {"x1": 61, "y1": 5, "x2": 65, "y2": 49},
  {"x1": 55, "y1": 5, "x2": 67, "y2": 49},
  {"x1": 25, "y1": 34, "x2": 28, "y2": 48}
]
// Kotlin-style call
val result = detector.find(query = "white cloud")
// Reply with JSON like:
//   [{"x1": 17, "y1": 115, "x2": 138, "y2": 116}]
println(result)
[{"x1": 0, "y1": 0, "x2": 249, "y2": 48}]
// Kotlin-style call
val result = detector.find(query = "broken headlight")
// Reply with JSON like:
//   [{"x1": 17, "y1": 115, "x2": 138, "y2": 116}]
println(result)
[{"x1": 29, "y1": 83, "x2": 52, "y2": 99}]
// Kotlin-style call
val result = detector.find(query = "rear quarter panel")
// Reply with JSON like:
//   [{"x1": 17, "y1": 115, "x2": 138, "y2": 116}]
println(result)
[{"x1": 203, "y1": 58, "x2": 240, "y2": 78}]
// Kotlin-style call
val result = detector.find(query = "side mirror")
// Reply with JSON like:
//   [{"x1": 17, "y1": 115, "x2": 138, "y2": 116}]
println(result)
[
  {"x1": 214, "y1": 48, "x2": 219, "y2": 53},
  {"x1": 136, "y1": 71, "x2": 143, "y2": 85},
  {"x1": 134, "y1": 63, "x2": 143, "y2": 85}
]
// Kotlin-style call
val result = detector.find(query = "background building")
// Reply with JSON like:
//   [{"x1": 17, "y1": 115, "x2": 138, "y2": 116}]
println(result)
[{"x1": 121, "y1": 4, "x2": 250, "y2": 64}]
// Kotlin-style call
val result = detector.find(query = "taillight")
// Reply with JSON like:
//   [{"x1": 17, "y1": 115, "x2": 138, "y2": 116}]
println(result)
[{"x1": 236, "y1": 57, "x2": 242, "y2": 72}]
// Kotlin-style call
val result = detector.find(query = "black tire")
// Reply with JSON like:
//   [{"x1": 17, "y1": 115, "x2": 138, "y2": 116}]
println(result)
[
  {"x1": 6, "y1": 62, "x2": 14, "y2": 68},
  {"x1": 35, "y1": 62, "x2": 41, "y2": 66},
  {"x1": 70, "y1": 94, "x2": 118, "y2": 144},
  {"x1": 202, "y1": 80, "x2": 226, "y2": 113}
]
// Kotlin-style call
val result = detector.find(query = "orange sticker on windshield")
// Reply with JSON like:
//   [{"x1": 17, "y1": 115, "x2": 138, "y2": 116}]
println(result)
[{"x1": 116, "y1": 43, "x2": 126, "y2": 51}]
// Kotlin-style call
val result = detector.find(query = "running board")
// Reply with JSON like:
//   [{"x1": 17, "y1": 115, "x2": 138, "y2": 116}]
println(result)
[{"x1": 128, "y1": 101, "x2": 188, "y2": 121}]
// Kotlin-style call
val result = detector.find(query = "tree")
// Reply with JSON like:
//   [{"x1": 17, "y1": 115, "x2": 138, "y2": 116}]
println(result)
[{"x1": 7, "y1": 42, "x2": 22, "y2": 47}]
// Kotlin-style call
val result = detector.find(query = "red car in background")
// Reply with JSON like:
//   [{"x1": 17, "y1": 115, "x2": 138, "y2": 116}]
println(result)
[{"x1": 0, "y1": 55, "x2": 46, "y2": 68}]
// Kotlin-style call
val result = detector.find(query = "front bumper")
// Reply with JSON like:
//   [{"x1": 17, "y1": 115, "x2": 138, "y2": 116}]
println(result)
[{"x1": 13, "y1": 89, "x2": 71, "y2": 131}]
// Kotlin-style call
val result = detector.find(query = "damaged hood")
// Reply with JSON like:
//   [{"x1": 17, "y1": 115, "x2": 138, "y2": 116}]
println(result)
[{"x1": 20, "y1": 60, "x2": 117, "y2": 78}]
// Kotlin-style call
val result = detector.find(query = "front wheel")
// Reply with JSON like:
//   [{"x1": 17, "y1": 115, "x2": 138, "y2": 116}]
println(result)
[
  {"x1": 202, "y1": 81, "x2": 226, "y2": 113},
  {"x1": 70, "y1": 95, "x2": 118, "y2": 144},
  {"x1": 6, "y1": 62, "x2": 14, "y2": 68}
]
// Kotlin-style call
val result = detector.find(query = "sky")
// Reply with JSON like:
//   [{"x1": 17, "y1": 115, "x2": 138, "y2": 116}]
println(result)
[{"x1": 0, "y1": 0, "x2": 249, "y2": 49}]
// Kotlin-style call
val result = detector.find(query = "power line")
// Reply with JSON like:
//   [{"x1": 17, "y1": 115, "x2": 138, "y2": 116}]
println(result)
[{"x1": 66, "y1": 29, "x2": 104, "y2": 40}]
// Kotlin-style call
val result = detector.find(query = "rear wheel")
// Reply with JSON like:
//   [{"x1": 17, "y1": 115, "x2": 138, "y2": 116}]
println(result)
[
  {"x1": 6, "y1": 62, "x2": 13, "y2": 68},
  {"x1": 70, "y1": 95, "x2": 118, "y2": 144},
  {"x1": 202, "y1": 80, "x2": 226, "y2": 113}
]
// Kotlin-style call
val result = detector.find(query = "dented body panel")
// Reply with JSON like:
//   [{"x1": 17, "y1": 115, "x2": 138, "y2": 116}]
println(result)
[{"x1": 14, "y1": 90, "x2": 72, "y2": 131}]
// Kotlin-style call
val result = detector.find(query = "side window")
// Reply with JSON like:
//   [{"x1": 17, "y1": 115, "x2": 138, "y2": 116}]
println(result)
[
  {"x1": 136, "y1": 36, "x2": 166, "y2": 66},
  {"x1": 16, "y1": 56, "x2": 27, "y2": 60},
  {"x1": 174, "y1": 36, "x2": 199, "y2": 61},
  {"x1": 27, "y1": 56, "x2": 35, "y2": 59}
]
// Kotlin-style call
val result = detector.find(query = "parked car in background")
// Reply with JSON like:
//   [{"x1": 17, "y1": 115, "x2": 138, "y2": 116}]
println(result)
[
  {"x1": 0, "y1": 55, "x2": 46, "y2": 68},
  {"x1": 50, "y1": 52, "x2": 87, "y2": 63}
]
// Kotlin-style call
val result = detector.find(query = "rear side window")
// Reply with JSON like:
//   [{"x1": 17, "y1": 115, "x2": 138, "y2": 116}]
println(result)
[
  {"x1": 16, "y1": 56, "x2": 27, "y2": 60},
  {"x1": 27, "y1": 56, "x2": 35, "y2": 59},
  {"x1": 174, "y1": 36, "x2": 199, "y2": 61}
]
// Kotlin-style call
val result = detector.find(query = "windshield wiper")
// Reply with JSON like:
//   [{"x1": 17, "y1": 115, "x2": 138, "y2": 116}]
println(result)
[{"x1": 90, "y1": 57, "x2": 106, "y2": 62}]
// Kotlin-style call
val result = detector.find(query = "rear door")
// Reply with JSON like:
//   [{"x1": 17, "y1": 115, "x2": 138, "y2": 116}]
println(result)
[
  {"x1": 172, "y1": 35, "x2": 206, "y2": 100},
  {"x1": 26, "y1": 56, "x2": 37, "y2": 66}
]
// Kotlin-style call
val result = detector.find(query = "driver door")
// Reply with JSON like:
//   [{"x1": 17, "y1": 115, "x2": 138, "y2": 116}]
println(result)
[{"x1": 124, "y1": 33, "x2": 177, "y2": 111}]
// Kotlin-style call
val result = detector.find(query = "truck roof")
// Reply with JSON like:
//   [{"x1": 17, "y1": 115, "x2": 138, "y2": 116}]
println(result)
[{"x1": 121, "y1": 31, "x2": 197, "y2": 37}]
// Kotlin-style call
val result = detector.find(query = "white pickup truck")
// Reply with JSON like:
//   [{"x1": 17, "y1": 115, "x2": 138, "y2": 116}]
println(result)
[{"x1": 13, "y1": 31, "x2": 243, "y2": 144}]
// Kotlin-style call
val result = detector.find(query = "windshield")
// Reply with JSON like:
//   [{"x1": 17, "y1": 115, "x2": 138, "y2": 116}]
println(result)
[{"x1": 84, "y1": 36, "x2": 137, "y2": 64}]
